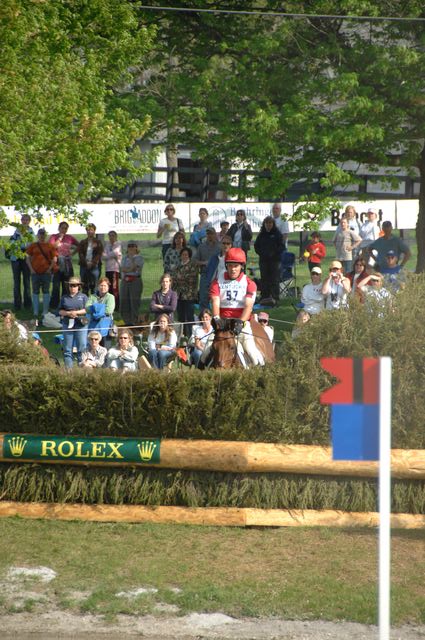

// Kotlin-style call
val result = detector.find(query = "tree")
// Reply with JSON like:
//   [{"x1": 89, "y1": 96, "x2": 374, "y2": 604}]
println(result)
[{"x1": 0, "y1": 0, "x2": 155, "y2": 221}]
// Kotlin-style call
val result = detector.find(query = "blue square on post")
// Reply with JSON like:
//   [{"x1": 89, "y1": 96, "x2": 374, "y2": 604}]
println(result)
[{"x1": 331, "y1": 404, "x2": 380, "y2": 461}]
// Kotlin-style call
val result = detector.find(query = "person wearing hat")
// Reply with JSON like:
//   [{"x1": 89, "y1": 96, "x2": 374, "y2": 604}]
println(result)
[
  {"x1": 367, "y1": 221, "x2": 411, "y2": 271},
  {"x1": 380, "y1": 250, "x2": 406, "y2": 292},
  {"x1": 322, "y1": 260, "x2": 351, "y2": 310},
  {"x1": 26, "y1": 228, "x2": 58, "y2": 321},
  {"x1": 359, "y1": 208, "x2": 381, "y2": 251},
  {"x1": 301, "y1": 266, "x2": 325, "y2": 315},
  {"x1": 196, "y1": 227, "x2": 220, "y2": 309},
  {"x1": 257, "y1": 311, "x2": 274, "y2": 343},
  {"x1": 58, "y1": 276, "x2": 88, "y2": 368}
]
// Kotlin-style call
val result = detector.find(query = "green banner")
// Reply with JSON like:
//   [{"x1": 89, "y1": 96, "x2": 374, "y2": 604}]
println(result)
[{"x1": 3, "y1": 434, "x2": 160, "y2": 464}]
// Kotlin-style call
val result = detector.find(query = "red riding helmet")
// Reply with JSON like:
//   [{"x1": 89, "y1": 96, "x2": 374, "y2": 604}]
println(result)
[{"x1": 225, "y1": 248, "x2": 246, "y2": 265}]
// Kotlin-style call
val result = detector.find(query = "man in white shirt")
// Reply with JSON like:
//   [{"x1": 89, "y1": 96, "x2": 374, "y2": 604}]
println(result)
[
  {"x1": 360, "y1": 208, "x2": 381, "y2": 251},
  {"x1": 301, "y1": 266, "x2": 325, "y2": 315},
  {"x1": 271, "y1": 203, "x2": 289, "y2": 248}
]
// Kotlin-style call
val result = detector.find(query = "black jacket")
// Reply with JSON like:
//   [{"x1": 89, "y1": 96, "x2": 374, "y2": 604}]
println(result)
[{"x1": 254, "y1": 228, "x2": 284, "y2": 262}]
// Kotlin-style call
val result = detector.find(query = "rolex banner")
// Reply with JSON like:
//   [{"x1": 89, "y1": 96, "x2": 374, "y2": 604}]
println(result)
[{"x1": 2, "y1": 434, "x2": 160, "y2": 464}]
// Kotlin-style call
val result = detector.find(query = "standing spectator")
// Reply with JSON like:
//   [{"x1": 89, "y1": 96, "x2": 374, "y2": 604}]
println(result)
[
  {"x1": 8, "y1": 213, "x2": 34, "y2": 311},
  {"x1": 120, "y1": 241, "x2": 144, "y2": 327},
  {"x1": 206, "y1": 235, "x2": 232, "y2": 287},
  {"x1": 164, "y1": 231, "x2": 186, "y2": 276},
  {"x1": 301, "y1": 267, "x2": 325, "y2": 315},
  {"x1": 147, "y1": 314, "x2": 178, "y2": 369},
  {"x1": 217, "y1": 220, "x2": 230, "y2": 241},
  {"x1": 26, "y1": 228, "x2": 57, "y2": 321},
  {"x1": 322, "y1": 260, "x2": 351, "y2": 310},
  {"x1": 228, "y1": 210, "x2": 253, "y2": 257},
  {"x1": 359, "y1": 207, "x2": 381, "y2": 251},
  {"x1": 271, "y1": 202, "x2": 289, "y2": 248},
  {"x1": 150, "y1": 274, "x2": 178, "y2": 322},
  {"x1": 304, "y1": 231, "x2": 327, "y2": 272},
  {"x1": 157, "y1": 204, "x2": 184, "y2": 261},
  {"x1": 102, "y1": 230, "x2": 122, "y2": 307},
  {"x1": 196, "y1": 227, "x2": 220, "y2": 309},
  {"x1": 78, "y1": 223, "x2": 103, "y2": 296},
  {"x1": 368, "y1": 221, "x2": 411, "y2": 271},
  {"x1": 49, "y1": 221, "x2": 79, "y2": 310},
  {"x1": 189, "y1": 207, "x2": 213, "y2": 247},
  {"x1": 58, "y1": 276, "x2": 88, "y2": 369},
  {"x1": 342, "y1": 204, "x2": 361, "y2": 235},
  {"x1": 174, "y1": 247, "x2": 199, "y2": 338},
  {"x1": 333, "y1": 217, "x2": 361, "y2": 273},
  {"x1": 254, "y1": 216, "x2": 284, "y2": 303},
  {"x1": 106, "y1": 329, "x2": 139, "y2": 372}
]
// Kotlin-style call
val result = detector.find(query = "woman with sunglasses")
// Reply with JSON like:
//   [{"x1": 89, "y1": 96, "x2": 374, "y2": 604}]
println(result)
[
  {"x1": 58, "y1": 276, "x2": 88, "y2": 368},
  {"x1": 322, "y1": 260, "x2": 351, "y2": 310},
  {"x1": 106, "y1": 329, "x2": 139, "y2": 372},
  {"x1": 80, "y1": 330, "x2": 107, "y2": 368},
  {"x1": 346, "y1": 257, "x2": 369, "y2": 299},
  {"x1": 228, "y1": 209, "x2": 252, "y2": 258},
  {"x1": 157, "y1": 204, "x2": 185, "y2": 262}
]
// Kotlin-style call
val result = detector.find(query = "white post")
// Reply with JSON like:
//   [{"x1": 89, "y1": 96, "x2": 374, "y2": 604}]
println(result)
[{"x1": 379, "y1": 357, "x2": 392, "y2": 640}]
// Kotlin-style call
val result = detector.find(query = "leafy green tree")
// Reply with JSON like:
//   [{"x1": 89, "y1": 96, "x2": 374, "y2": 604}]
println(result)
[{"x1": 0, "y1": 0, "x2": 154, "y2": 221}]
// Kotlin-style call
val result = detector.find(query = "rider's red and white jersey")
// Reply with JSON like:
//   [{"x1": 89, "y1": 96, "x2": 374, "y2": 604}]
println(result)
[{"x1": 210, "y1": 272, "x2": 257, "y2": 318}]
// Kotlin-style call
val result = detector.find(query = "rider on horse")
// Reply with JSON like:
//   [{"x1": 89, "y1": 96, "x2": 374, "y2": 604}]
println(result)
[{"x1": 208, "y1": 248, "x2": 265, "y2": 366}]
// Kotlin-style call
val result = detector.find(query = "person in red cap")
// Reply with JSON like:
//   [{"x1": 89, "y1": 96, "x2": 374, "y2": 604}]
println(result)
[{"x1": 208, "y1": 248, "x2": 264, "y2": 366}]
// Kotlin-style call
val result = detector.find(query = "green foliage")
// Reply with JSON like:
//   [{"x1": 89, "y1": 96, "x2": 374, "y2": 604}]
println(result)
[
  {"x1": 0, "y1": 464, "x2": 423, "y2": 513},
  {"x1": 0, "y1": 0, "x2": 154, "y2": 215},
  {"x1": 0, "y1": 319, "x2": 51, "y2": 366}
]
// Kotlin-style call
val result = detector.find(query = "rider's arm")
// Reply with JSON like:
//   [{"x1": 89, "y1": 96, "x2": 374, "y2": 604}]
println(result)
[
  {"x1": 211, "y1": 295, "x2": 220, "y2": 318},
  {"x1": 240, "y1": 296, "x2": 255, "y2": 322}
]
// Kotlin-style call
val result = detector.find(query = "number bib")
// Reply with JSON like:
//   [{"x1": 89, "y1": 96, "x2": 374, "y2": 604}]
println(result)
[{"x1": 218, "y1": 273, "x2": 250, "y2": 311}]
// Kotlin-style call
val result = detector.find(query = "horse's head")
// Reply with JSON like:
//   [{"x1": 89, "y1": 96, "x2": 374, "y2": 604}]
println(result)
[{"x1": 211, "y1": 321, "x2": 242, "y2": 369}]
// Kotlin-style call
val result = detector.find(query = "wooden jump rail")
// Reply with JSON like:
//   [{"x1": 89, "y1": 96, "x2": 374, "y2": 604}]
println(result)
[{"x1": 0, "y1": 434, "x2": 424, "y2": 479}]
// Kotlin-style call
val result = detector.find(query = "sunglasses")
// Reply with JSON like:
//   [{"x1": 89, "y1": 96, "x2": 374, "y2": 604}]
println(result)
[
  {"x1": 89, "y1": 338, "x2": 100, "y2": 341},
  {"x1": 259, "y1": 319, "x2": 268, "y2": 324},
  {"x1": 69, "y1": 283, "x2": 79, "y2": 287},
  {"x1": 165, "y1": 207, "x2": 175, "y2": 211}
]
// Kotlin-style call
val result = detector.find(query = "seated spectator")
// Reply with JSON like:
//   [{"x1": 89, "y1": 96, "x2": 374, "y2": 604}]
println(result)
[
  {"x1": 358, "y1": 272, "x2": 392, "y2": 314},
  {"x1": 150, "y1": 273, "x2": 178, "y2": 322},
  {"x1": 173, "y1": 247, "x2": 199, "y2": 338},
  {"x1": 147, "y1": 314, "x2": 178, "y2": 369},
  {"x1": 120, "y1": 240, "x2": 144, "y2": 327},
  {"x1": 322, "y1": 260, "x2": 351, "y2": 310},
  {"x1": 32, "y1": 331, "x2": 50, "y2": 362},
  {"x1": 368, "y1": 221, "x2": 411, "y2": 271},
  {"x1": 164, "y1": 231, "x2": 186, "y2": 276},
  {"x1": 346, "y1": 257, "x2": 369, "y2": 299},
  {"x1": 106, "y1": 329, "x2": 138, "y2": 372},
  {"x1": 86, "y1": 277, "x2": 115, "y2": 340},
  {"x1": 80, "y1": 330, "x2": 107, "y2": 369},
  {"x1": 188, "y1": 308, "x2": 214, "y2": 367},
  {"x1": 380, "y1": 250, "x2": 407, "y2": 292},
  {"x1": 304, "y1": 232, "x2": 326, "y2": 272},
  {"x1": 301, "y1": 266, "x2": 324, "y2": 315},
  {"x1": 0, "y1": 309, "x2": 28, "y2": 340},
  {"x1": 292, "y1": 310, "x2": 311, "y2": 338},
  {"x1": 257, "y1": 311, "x2": 274, "y2": 343}
]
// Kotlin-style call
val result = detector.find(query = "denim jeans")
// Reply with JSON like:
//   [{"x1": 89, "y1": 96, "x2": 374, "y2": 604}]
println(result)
[
  {"x1": 11, "y1": 259, "x2": 31, "y2": 309},
  {"x1": 148, "y1": 348, "x2": 174, "y2": 370},
  {"x1": 80, "y1": 265, "x2": 100, "y2": 296},
  {"x1": 62, "y1": 324, "x2": 88, "y2": 369}
]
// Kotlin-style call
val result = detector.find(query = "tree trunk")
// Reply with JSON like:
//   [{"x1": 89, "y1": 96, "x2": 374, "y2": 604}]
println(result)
[
  {"x1": 415, "y1": 144, "x2": 425, "y2": 273},
  {"x1": 166, "y1": 143, "x2": 179, "y2": 200}
]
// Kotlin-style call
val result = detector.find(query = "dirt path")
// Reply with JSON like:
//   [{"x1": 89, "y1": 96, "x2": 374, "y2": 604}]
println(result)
[{"x1": 1, "y1": 611, "x2": 425, "y2": 639}]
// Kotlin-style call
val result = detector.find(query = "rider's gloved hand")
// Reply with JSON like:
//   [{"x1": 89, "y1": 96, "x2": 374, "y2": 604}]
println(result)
[
  {"x1": 212, "y1": 315, "x2": 225, "y2": 331},
  {"x1": 233, "y1": 319, "x2": 244, "y2": 336}
]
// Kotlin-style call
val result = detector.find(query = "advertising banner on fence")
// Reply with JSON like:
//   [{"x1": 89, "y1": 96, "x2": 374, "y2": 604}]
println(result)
[
  {"x1": 0, "y1": 199, "x2": 419, "y2": 236},
  {"x1": 1, "y1": 434, "x2": 161, "y2": 465}
]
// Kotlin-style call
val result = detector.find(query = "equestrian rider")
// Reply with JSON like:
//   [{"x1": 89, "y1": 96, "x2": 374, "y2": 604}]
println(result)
[{"x1": 209, "y1": 247, "x2": 265, "y2": 366}]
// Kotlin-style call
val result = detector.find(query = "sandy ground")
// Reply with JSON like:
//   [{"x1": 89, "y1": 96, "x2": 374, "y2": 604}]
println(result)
[{"x1": 1, "y1": 611, "x2": 425, "y2": 640}]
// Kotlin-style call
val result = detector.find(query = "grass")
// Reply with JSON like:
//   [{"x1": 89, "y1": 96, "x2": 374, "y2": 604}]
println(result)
[{"x1": 0, "y1": 518, "x2": 423, "y2": 624}]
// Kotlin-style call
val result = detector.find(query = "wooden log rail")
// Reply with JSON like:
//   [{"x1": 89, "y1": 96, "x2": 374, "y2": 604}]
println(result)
[
  {"x1": 0, "y1": 502, "x2": 424, "y2": 529},
  {"x1": 0, "y1": 434, "x2": 424, "y2": 479}
]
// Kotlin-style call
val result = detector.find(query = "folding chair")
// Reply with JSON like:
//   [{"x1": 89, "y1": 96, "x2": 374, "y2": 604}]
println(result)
[{"x1": 279, "y1": 251, "x2": 298, "y2": 298}]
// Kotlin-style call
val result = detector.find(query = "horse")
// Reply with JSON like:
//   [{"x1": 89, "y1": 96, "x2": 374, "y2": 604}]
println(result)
[{"x1": 210, "y1": 318, "x2": 275, "y2": 369}]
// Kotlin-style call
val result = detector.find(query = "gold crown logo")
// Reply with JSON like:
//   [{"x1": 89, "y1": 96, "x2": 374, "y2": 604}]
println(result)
[
  {"x1": 137, "y1": 440, "x2": 157, "y2": 461},
  {"x1": 9, "y1": 436, "x2": 27, "y2": 457}
]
